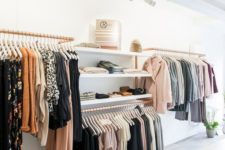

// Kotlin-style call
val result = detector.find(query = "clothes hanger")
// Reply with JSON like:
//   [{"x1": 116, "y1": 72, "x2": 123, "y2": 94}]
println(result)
[
  {"x1": 12, "y1": 40, "x2": 22, "y2": 59},
  {"x1": 8, "y1": 39, "x2": 18, "y2": 58},
  {"x1": 89, "y1": 115, "x2": 102, "y2": 135},
  {"x1": 4, "y1": 39, "x2": 12, "y2": 58},
  {"x1": 57, "y1": 43, "x2": 67, "y2": 60},
  {"x1": 0, "y1": 39, "x2": 7, "y2": 59},
  {"x1": 62, "y1": 44, "x2": 72, "y2": 59},
  {"x1": 13, "y1": 34, "x2": 23, "y2": 59}
]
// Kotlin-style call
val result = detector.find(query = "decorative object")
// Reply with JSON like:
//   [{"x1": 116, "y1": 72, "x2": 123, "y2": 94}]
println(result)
[
  {"x1": 95, "y1": 19, "x2": 121, "y2": 50},
  {"x1": 204, "y1": 110, "x2": 219, "y2": 138},
  {"x1": 130, "y1": 39, "x2": 142, "y2": 52}
]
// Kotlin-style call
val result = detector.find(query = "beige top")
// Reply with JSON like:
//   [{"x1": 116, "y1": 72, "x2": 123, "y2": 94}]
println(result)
[
  {"x1": 37, "y1": 54, "x2": 49, "y2": 146},
  {"x1": 140, "y1": 56, "x2": 172, "y2": 113}
]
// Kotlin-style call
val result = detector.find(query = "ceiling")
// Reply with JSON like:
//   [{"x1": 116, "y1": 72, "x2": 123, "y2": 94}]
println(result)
[{"x1": 168, "y1": 0, "x2": 225, "y2": 21}]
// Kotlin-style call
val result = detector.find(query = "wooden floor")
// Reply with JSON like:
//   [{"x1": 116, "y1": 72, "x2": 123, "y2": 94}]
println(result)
[{"x1": 166, "y1": 133, "x2": 225, "y2": 150}]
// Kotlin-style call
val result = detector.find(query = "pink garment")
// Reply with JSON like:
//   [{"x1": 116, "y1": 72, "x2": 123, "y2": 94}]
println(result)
[{"x1": 140, "y1": 56, "x2": 172, "y2": 113}]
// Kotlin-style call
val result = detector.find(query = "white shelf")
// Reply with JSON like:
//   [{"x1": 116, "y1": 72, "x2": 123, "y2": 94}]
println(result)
[
  {"x1": 81, "y1": 94, "x2": 152, "y2": 106},
  {"x1": 80, "y1": 73, "x2": 152, "y2": 78},
  {"x1": 75, "y1": 47, "x2": 153, "y2": 57}
]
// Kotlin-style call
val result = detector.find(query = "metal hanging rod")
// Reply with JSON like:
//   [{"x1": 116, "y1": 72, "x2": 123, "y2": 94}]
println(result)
[
  {"x1": 144, "y1": 47, "x2": 206, "y2": 57},
  {"x1": 0, "y1": 29, "x2": 74, "y2": 43}
]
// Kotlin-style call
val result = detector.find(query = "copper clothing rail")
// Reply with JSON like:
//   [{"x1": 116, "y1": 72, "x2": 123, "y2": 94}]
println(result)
[
  {"x1": 0, "y1": 29, "x2": 74, "y2": 43},
  {"x1": 144, "y1": 47, "x2": 206, "y2": 57}
]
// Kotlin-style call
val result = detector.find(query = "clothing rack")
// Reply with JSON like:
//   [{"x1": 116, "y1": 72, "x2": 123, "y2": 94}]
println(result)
[
  {"x1": 0, "y1": 29, "x2": 74, "y2": 43},
  {"x1": 82, "y1": 100, "x2": 151, "y2": 113},
  {"x1": 144, "y1": 47, "x2": 206, "y2": 57}
]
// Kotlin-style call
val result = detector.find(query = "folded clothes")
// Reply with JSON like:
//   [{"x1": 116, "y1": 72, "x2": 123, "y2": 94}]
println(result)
[
  {"x1": 96, "y1": 93, "x2": 110, "y2": 99},
  {"x1": 75, "y1": 42, "x2": 101, "y2": 48},
  {"x1": 79, "y1": 67, "x2": 109, "y2": 74},
  {"x1": 123, "y1": 68, "x2": 148, "y2": 74},
  {"x1": 97, "y1": 60, "x2": 124, "y2": 74},
  {"x1": 80, "y1": 92, "x2": 96, "y2": 101}
]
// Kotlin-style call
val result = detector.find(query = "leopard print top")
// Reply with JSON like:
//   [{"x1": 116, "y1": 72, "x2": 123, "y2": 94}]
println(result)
[{"x1": 39, "y1": 49, "x2": 59, "y2": 112}]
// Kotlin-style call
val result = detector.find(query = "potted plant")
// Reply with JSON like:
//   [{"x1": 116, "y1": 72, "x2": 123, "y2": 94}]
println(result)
[
  {"x1": 204, "y1": 121, "x2": 219, "y2": 138},
  {"x1": 204, "y1": 109, "x2": 219, "y2": 138}
]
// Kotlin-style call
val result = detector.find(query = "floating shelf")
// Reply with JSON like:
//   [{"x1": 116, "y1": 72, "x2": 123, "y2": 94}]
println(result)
[
  {"x1": 80, "y1": 73, "x2": 152, "y2": 78},
  {"x1": 75, "y1": 47, "x2": 153, "y2": 57},
  {"x1": 81, "y1": 94, "x2": 152, "y2": 106}
]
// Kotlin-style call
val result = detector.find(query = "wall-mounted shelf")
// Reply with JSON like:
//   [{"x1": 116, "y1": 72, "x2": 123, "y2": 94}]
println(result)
[
  {"x1": 81, "y1": 94, "x2": 152, "y2": 106},
  {"x1": 80, "y1": 73, "x2": 152, "y2": 78},
  {"x1": 75, "y1": 47, "x2": 153, "y2": 57}
]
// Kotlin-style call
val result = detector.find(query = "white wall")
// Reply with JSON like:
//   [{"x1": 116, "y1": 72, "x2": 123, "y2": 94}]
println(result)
[{"x1": 0, "y1": 0, "x2": 225, "y2": 149}]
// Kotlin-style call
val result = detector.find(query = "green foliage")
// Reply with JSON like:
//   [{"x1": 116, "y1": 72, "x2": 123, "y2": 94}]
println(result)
[{"x1": 204, "y1": 121, "x2": 219, "y2": 130}]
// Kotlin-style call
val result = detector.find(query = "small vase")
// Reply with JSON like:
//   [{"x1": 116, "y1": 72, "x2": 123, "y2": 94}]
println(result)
[{"x1": 206, "y1": 129, "x2": 216, "y2": 138}]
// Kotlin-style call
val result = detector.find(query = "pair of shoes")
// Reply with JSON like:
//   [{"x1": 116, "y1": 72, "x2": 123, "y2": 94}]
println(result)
[{"x1": 127, "y1": 88, "x2": 146, "y2": 95}]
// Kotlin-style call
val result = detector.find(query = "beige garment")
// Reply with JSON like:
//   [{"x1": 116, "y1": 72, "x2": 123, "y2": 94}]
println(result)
[
  {"x1": 123, "y1": 68, "x2": 148, "y2": 74},
  {"x1": 33, "y1": 50, "x2": 40, "y2": 133},
  {"x1": 103, "y1": 129, "x2": 117, "y2": 150},
  {"x1": 37, "y1": 55, "x2": 49, "y2": 146},
  {"x1": 202, "y1": 61, "x2": 212, "y2": 97},
  {"x1": 146, "y1": 114, "x2": 156, "y2": 150},
  {"x1": 140, "y1": 56, "x2": 172, "y2": 113},
  {"x1": 79, "y1": 67, "x2": 109, "y2": 74}
]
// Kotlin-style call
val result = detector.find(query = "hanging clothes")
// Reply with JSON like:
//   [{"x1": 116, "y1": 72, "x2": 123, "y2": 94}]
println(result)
[
  {"x1": 0, "y1": 60, "x2": 23, "y2": 150},
  {"x1": 141, "y1": 55, "x2": 218, "y2": 123},
  {"x1": 76, "y1": 106, "x2": 164, "y2": 150},
  {"x1": 0, "y1": 41, "x2": 82, "y2": 150}
]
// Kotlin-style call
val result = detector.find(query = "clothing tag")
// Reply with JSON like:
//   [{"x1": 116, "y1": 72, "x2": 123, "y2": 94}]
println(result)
[{"x1": 99, "y1": 119, "x2": 112, "y2": 125}]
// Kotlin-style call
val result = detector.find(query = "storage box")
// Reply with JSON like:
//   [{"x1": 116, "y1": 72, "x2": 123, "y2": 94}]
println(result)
[{"x1": 95, "y1": 19, "x2": 121, "y2": 50}]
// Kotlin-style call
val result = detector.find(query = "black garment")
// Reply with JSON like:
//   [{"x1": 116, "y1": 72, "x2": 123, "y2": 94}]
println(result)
[
  {"x1": 70, "y1": 59, "x2": 82, "y2": 142},
  {"x1": 73, "y1": 127, "x2": 99, "y2": 150},
  {"x1": 3, "y1": 60, "x2": 10, "y2": 150},
  {"x1": 49, "y1": 53, "x2": 71, "y2": 129},
  {"x1": 128, "y1": 118, "x2": 144, "y2": 150},
  {"x1": 128, "y1": 123, "x2": 138, "y2": 150},
  {"x1": 0, "y1": 61, "x2": 4, "y2": 150},
  {"x1": 142, "y1": 115, "x2": 152, "y2": 150},
  {"x1": 73, "y1": 128, "x2": 90, "y2": 150}
]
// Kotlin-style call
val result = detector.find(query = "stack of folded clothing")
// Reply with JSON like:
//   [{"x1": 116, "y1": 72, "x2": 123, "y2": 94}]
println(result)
[
  {"x1": 79, "y1": 67, "x2": 109, "y2": 74},
  {"x1": 80, "y1": 92, "x2": 96, "y2": 101},
  {"x1": 123, "y1": 68, "x2": 148, "y2": 74},
  {"x1": 97, "y1": 61, "x2": 124, "y2": 74}
]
